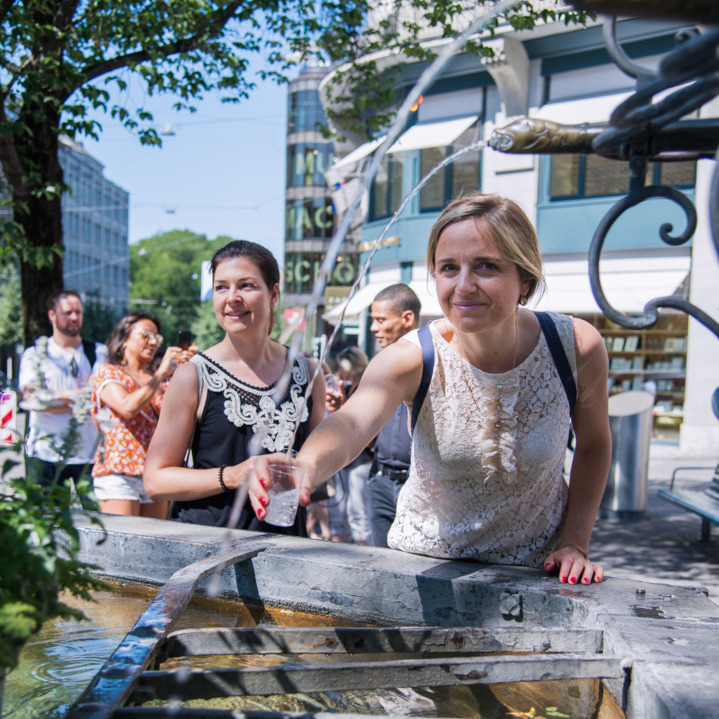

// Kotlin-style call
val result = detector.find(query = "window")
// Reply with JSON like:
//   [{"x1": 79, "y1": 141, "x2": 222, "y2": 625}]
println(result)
[
  {"x1": 288, "y1": 90, "x2": 325, "y2": 134},
  {"x1": 285, "y1": 197, "x2": 334, "y2": 241},
  {"x1": 369, "y1": 154, "x2": 404, "y2": 221},
  {"x1": 419, "y1": 123, "x2": 480, "y2": 211},
  {"x1": 548, "y1": 155, "x2": 696, "y2": 200},
  {"x1": 419, "y1": 147, "x2": 445, "y2": 210},
  {"x1": 286, "y1": 143, "x2": 334, "y2": 187}
]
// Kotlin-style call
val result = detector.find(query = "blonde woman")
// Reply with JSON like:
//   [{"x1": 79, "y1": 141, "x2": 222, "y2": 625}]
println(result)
[{"x1": 250, "y1": 194, "x2": 611, "y2": 585}]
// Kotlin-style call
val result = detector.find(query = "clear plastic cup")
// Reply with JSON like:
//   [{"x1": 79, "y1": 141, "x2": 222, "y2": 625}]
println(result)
[{"x1": 264, "y1": 463, "x2": 305, "y2": 527}]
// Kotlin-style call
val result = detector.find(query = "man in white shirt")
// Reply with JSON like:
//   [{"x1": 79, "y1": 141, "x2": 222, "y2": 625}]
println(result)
[{"x1": 19, "y1": 290, "x2": 108, "y2": 505}]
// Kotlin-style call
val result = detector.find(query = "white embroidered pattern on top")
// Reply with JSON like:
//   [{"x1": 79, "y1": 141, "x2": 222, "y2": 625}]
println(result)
[
  {"x1": 388, "y1": 315, "x2": 576, "y2": 568},
  {"x1": 192, "y1": 353, "x2": 309, "y2": 453}
]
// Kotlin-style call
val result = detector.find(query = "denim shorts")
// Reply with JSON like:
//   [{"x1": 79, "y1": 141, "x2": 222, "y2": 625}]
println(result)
[{"x1": 93, "y1": 474, "x2": 151, "y2": 503}]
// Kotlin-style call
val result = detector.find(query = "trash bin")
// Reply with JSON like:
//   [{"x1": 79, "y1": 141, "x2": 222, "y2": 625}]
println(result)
[{"x1": 600, "y1": 390, "x2": 654, "y2": 520}]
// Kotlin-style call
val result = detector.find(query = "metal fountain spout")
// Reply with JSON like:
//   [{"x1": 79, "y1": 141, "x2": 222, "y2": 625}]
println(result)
[{"x1": 489, "y1": 12, "x2": 719, "y2": 409}]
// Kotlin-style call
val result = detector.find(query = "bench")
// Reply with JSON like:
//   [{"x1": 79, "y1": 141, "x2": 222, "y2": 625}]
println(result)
[{"x1": 658, "y1": 464, "x2": 719, "y2": 541}]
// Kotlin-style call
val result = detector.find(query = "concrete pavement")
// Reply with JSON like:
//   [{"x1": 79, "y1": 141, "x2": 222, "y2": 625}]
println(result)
[{"x1": 590, "y1": 450, "x2": 718, "y2": 606}]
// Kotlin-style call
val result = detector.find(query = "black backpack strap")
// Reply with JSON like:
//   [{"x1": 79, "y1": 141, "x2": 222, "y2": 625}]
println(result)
[
  {"x1": 411, "y1": 323, "x2": 435, "y2": 434},
  {"x1": 535, "y1": 311, "x2": 577, "y2": 413},
  {"x1": 82, "y1": 338, "x2": 96, "y2": 368}
]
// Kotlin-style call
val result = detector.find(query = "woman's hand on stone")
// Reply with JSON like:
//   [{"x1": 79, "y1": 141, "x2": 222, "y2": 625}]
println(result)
[{"x1": 544, "y1": 545, "x2": 603, "y2": 585}]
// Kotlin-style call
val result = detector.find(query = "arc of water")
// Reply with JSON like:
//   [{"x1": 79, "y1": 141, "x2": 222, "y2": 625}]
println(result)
[
  {"x1": 215, "y1": 0, "x2": 523, "y2": 558},
  {"x1": 293, "y1": 137, "x2": 487, "y2": 429}
]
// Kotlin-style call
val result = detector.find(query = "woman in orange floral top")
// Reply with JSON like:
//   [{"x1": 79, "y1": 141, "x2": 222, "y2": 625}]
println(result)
[{"x1": 91, "y1": 312, "x2": 191, "y2": 518}]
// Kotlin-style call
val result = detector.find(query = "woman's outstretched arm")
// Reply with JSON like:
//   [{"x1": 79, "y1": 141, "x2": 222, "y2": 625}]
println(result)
[{"x1": 248, "y1": 339, "x2": 424, "y2": 517}]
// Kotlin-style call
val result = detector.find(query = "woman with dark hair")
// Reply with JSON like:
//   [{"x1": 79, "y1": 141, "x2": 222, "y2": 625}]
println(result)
[
  {"x1": 91, "y1": 312, "x2": 187, "y2": 518},
  {"x1": 144, "y1": 240, "x2": 326, "y2": 531},
  {"x1": 250, "y1": 194, "x2": 611, "y2": 585}
]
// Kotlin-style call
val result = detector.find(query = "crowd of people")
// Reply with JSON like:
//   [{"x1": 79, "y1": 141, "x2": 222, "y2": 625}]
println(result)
[{"x1": 19, "y1": 192, "x2": 611, "y2": 585}]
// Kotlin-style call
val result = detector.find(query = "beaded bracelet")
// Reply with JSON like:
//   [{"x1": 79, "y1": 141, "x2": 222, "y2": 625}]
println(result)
[{"x1": 218, "y1": 465, "x2": 230, "y2": 492}]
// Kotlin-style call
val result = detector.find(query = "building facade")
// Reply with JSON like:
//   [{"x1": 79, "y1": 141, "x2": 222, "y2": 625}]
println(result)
[
  {"x1": 59, "y1": 135, "x2": 130, "y2": 313},
  {"x1": 321, "y1": 13, "x2": 718, "y2": 451},
  {"x1": 284, "y1": 64, "x2": 361, "y2": 350}
]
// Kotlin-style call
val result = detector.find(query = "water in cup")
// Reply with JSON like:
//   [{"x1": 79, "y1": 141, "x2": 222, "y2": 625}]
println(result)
[
  {"x1": 264, "y1": 463, "x2": 303, "y2": 527},
  {"x1": 264, "y1": 488, "x2": 301, "y2": 526}
]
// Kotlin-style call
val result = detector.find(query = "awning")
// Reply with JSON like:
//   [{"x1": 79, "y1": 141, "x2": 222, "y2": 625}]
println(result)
[
  {"x1": 325, "y1": 114, "x2": 478, "y2": 188},
  {"x1": 323, "y1": 278, "x2": 443, "y2": 323},
  {"x1": 388, "y1": 115, "x2": 478, "y2": 153},
  {"x1": 329, "y1": 137, "x2": 386, "y2": 172},
  {"x1": 322, "y1": 283, "x2": 384, "y2": 322},
  {"x1": 533, "y1": 92, "x2": 632, "y2": 124},
  {"x1": 534, "y1": 255, "x2": 690, "y2": 314}
]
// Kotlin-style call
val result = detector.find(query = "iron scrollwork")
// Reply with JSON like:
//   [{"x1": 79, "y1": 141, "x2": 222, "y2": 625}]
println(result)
[
  {"x1": 588, "y1": 18, "x2": 719, "y2": 336},
  {"x1": 489, "y1": 15, "x2": 719, "y2": 339}
]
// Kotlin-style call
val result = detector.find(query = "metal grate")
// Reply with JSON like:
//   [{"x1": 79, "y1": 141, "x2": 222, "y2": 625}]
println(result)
[{"x1": 64, "y1": 539, "x2": 629, "y2": 718}]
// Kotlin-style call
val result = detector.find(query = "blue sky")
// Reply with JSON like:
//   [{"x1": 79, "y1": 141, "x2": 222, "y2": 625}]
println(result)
[{"x1": 82, "y1": 77, "x2": 289, "y2": 262}]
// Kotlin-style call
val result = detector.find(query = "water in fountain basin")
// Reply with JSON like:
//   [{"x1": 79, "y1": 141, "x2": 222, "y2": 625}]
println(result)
[
  {"x1": 3, "y1": 582, "x2": 358, "y2": 718},
  {"x1": 5, "y1": 579, "x2": 625, "y2": 719}
]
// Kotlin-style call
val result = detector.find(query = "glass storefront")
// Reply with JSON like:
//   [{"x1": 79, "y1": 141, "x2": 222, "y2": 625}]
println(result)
[
  {"x1": 285, "y1": 197, "x2": 335, "y2": 241},
  {"x1": 284, "y1": 251, "x2": 358, "y2": 294},
  {"x1": 287, "y1": 143, "x2": 334, "y2": 188}
]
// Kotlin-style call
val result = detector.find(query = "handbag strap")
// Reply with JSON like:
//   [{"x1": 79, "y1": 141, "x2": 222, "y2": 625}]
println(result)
[
  {"x1": 411, "y1": 322, "x2": 435, "y2": 434},
  {"x1": 535, "y1": 311, "x2": 577, "y2": 413}
]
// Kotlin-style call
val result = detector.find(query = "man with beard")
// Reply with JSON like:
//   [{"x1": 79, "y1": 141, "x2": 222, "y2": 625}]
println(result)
[
  {"x1": 367, "y1": 283, "x2": 420, "y2": 546},
  {"x1": 19, "y1": 290, "x2": 108, "y2": 503}
]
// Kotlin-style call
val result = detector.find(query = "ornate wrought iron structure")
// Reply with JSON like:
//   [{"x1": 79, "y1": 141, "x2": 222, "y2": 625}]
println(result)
[{"x1": 490, "y1": 6, "x2": 719, "y2": 408}]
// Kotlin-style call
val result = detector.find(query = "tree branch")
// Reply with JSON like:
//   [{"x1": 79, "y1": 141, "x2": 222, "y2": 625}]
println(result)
[
  {"x1": 0, "y1": 53, "x2": 37, "y2": 104},
  {"x1": 0, "y1": 110, "x2": 27, "y2": 197},
  {"x1": 0, "y1": 0, "x2": 17, "y2": 26},
  {"x1": 73, "y1": 0, "x2": 246, "y2": 94},
  {"x1": 54, "y1": 0, "x2": 81, "y2": 31}
]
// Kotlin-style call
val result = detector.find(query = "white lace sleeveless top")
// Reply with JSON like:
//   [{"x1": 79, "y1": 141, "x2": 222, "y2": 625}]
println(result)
[{"x1": 387, "y1": 312, "x2": 577, "y2": 568}]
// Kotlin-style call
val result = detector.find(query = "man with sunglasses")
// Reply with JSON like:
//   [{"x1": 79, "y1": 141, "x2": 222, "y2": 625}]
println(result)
[{"x1": 19, "y1": 290, "x2": 108, "y2": 504}]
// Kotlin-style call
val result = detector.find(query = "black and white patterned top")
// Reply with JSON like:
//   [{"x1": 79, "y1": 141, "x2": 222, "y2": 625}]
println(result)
[{"x1": 170, "y1": 350, "x2": 312, "y2": 530}]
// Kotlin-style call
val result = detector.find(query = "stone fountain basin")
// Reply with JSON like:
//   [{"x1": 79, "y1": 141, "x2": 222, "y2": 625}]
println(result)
[{"x1": 71, "y1": 513, "x2": 719, "y2": 719}]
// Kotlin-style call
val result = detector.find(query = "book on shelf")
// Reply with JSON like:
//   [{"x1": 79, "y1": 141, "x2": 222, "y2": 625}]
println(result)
[
  {"x1": 624, "y1": 335, "x2": 640, "y2": 351},
  {"x1": 632, "y1": 356, "x2": 643, "y2": 370},
  {"x1": 663, "y1": 337, "x2": 685, "y2": 351},
  {"x1": 611, "y1": 336, "x2": 625, "y2": 352},
  {"x1": 610, "y1": 357, "x2": 632, "y2": 371},
  {"x1": 670, "y1": 356, "x2": 685, "y2": 370}
]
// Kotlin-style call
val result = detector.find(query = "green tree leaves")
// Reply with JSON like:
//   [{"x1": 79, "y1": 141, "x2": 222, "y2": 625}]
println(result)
[
  {"x1": 129, "y1": 230, "x2": 229, "y2": 342},
  {"x1": 0, "y1": 274, "x2": 22, "y2": 350},
  {"x1": 0, "y1": 461, "x2": 106, "y2": 672}
]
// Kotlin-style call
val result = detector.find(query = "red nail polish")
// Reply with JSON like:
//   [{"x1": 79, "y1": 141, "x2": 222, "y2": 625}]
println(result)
[
  {"x1": 259, "y1": 478, "x2": 267, "y2": 488},
  {"x1": 569, "y1": 577, "x2": 577, "y2": 584},
  {"x1": 582, "y1": 578, "x2": 589, "y2": 584},
  {"x1": 560, "y1": 576, "x2": 567, "y2": 583},
  {"x1": 258, "y1": 508, "x2": 265, "y2": 518},
  {"x1": 259, "y1": 496, "x2": 267, "y2": 506}
]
